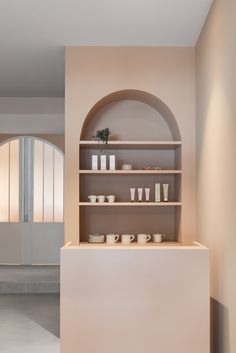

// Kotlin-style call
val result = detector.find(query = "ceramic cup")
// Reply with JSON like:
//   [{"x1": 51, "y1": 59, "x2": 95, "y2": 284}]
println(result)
[
  {"x1": 106, "y1": 195, "x2": 116, "y2": 203},
  {"x1": 137, "y1": 233, "x2": 152, "y2": 244},
  {"x1": 97, "y1": 195, "x2": 106, "y2": 203},
  {"x1": 88, "y1": 195, "x2": 97, "y2": 203},
  {"x1": 121, "y1": 234, "x2": 135, "y2": 245},
  {"x1": 106, "y1": 233, "x2": 120, "y2": 244},
  {"x1": 153, "y1": 233, "x2": 166, "y2": 243},
  {"x1": 122, "y1": 164, "x2": 133, "y2": 170}
]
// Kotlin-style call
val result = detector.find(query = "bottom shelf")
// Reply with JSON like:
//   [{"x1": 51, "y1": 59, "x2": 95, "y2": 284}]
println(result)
[{"x1": 79, "y1": 241, "x2": 181, "y2": 248}]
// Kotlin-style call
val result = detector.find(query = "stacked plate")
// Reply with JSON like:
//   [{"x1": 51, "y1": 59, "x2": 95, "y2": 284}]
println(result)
[{"x1": 88, "y1": 234, "x2": 105, "y2": 244}]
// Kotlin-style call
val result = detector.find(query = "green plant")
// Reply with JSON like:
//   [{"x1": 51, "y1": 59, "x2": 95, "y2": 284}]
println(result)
[{"x1": 93, "y1": 128, "x2": 111, "y2": 144}]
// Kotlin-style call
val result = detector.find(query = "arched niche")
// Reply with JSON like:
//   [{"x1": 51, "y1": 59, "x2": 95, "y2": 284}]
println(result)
[{"x1": 80, "y1": 90, "x2": 181, "y2": 141}]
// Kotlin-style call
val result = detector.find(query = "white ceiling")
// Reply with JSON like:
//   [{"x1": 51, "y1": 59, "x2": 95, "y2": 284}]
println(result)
[{"x1": 0, "y1": 0, "x2": 213, "y2": 97}]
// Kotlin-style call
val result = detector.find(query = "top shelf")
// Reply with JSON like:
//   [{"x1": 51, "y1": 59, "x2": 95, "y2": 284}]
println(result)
[{"x1": 79, "y1": 140, "x2": 182, "y2": 149}]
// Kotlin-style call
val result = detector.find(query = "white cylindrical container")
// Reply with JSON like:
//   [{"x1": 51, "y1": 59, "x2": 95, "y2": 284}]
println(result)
[
  {"x1": 92, "y1": 155, "x2": 98, "y2": 170},
  {"x1": 109, "y1": 155, "x2": 116, "y2": 170},
  {"x1": 138, "y1": 188, "x2": 143, "y2": 202},
  {"x1": 100, "y1": 155, "x2": 107, "y2": 170},
  {"x1": 163, "y1": 184, "x2": 169, "y2": 202},
  {"x1": 145, "y1": 188, "x2": 150, "y2": 202},
  {"x1": 155, "y1": 183, "x2": 161, "y2": 202},
  {"x1": 130, "y1": 188, "x2": 136, "y2": 202}
]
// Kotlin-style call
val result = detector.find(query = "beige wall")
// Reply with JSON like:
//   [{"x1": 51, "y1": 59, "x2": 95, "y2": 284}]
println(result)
[
  {"x1": 65, "y1": 46, "x2": 196, "y2": 245},
  {"x1": 196, "y1": 0, "x2": 236, "y2": 352}
]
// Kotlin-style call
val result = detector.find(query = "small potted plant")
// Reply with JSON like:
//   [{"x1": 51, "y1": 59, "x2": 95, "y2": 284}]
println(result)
[
  {"x1": 92, "y1": 128, "x2": 111, "y2": 170},
  {"x1": 93, "y1": 128, "x2": 111, "y2": 145}
]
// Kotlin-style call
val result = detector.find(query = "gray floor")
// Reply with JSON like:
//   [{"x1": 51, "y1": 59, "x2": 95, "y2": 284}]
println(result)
[
  {"x1": 0, "y1": 265, "x2": 60, "y2": 294},
  {"x1": 0, "y1": 294, "x2": 59, "y2": 353}
]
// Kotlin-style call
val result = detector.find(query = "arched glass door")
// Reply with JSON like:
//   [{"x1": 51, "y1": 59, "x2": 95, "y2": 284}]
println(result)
[
  {"x1": 0, "y1": 136, "x2": 64, "y2": 264},
  {"x1": 0, "y1": 137, "x2": 64, "y2": 223}
]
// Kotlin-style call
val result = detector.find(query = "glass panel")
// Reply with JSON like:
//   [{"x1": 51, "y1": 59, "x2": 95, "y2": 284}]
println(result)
[
  {"x1": 54, "y1": 150, "x2": 64, "y2": 222},
  {"x1": 0, "y1": 142, "x2": 9, "y2": 221},
  {"x1": 9, "y1": 140, "x2": 19, "y2": 222},
  {"x1": 43, "y1": 143, "x2": 54, "y2": 222},
  {"x1": 33, "y1": 140, "x2": 43, "y2": 222}
]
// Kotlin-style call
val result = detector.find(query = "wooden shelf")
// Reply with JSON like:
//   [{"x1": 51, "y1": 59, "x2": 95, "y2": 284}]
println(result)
[
  {"x1": 79, "y1": 140, "x2": 182, "y2": 149},
  {"x1": 79, "y1": 202, "x2": 182, "y2": 206},
  {"x1": 79, "y1": 241, "x2": 181, "y2": 248},
  {"x1": 79, "y1": 169, "x2": 182, "y2": 175}
]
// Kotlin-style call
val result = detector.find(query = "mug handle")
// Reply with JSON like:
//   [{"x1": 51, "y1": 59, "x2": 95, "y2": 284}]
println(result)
[
  {"x1": 161, "y1": 234, "x2": 166, "y2": 241},
  {"x1": 130, "y1": 235, "x2": 135, "y2": 242},
  {"x1": 114, "y1": 235, "x2": 119, "y2": 243},
  {"x1": 147, "y1": 235, "x2": 152, "y2": 242},
  {"x1": 88, "y1": 196, "x2": 91, "y2": 199}
]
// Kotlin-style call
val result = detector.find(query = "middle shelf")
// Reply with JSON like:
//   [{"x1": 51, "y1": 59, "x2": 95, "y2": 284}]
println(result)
[{"x1": 79, "y1": 170, "x2": 182, "y2": 175}]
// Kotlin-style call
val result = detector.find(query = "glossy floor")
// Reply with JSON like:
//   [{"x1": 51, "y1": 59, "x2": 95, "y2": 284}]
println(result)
[{"x1": 0, "y1": 294, "x2": 59, "y2": 353}]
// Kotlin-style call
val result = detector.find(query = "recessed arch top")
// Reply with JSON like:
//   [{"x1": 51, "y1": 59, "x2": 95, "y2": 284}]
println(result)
[{"x1": 80, "y1": 89, "x2": 181, "y2": 141}]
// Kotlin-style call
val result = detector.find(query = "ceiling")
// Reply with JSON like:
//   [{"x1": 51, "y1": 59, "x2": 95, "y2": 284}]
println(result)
[{"x1": 0, "y1": 0, "x2": 213, "y2": 97}]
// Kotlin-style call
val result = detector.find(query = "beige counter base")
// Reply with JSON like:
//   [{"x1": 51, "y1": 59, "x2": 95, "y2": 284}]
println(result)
[{"x1": 60, "y1": 242, "x2": 209, "y2": 353}]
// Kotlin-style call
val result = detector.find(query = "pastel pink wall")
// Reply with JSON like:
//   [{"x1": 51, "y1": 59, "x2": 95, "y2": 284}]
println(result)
[
  {"x1": 196, "y1": 0, "x2": 236, "y2": 351},
  {"x1": 65, "y1": 47, "x2": 196, "y2": 245}
]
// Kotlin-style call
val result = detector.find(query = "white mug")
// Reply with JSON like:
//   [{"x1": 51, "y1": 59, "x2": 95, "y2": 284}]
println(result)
[
  {"x1": 97, "y1": 195, "x2": 106, "y2": 203},
  {"x1": 122, "y1": 164, "x2": 133, "y2": 170},
  {"x1": 106, "y1": 195, "x2": 115, "y2": 203},
  {"x1": 153, "y1": 233, "x2": 166, "y2": 243},
  {"x1": 137, "y1": 233, "x2": 151, "y2": 244},
  {"x1": 106, "y1": 234, "x2": 119, "y2": 244},
  {"x1": 88, "y1": 195, "x2": 97, "y2": 203},
  {"x1": 121, "y1": 234, "x2": 135, "y2": 245}
]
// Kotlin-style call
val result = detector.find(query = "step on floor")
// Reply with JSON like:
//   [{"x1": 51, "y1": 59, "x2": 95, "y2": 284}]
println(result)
[{"x1": 0, "y1": 265, "x2": 60, "y2": 294}]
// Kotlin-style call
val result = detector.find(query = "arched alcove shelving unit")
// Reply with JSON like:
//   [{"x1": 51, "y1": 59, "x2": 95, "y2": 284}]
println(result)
[{"x1": 78, "y1": 90, "x2": 182, "y2": 245}]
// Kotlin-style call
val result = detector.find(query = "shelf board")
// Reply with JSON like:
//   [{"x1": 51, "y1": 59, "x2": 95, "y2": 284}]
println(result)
[
  {"x1": 79, "y1": 202, "x2": 182, "y2": 206},
  {"x1": 79, "y1": 241, "x2": 181, "y2": 248},
  {"x1": 79, "y1": 140, "x2": 182, "y2": 149},
  {"x1": 79, "y1": 169, "x2": 182, "y2": 175}
]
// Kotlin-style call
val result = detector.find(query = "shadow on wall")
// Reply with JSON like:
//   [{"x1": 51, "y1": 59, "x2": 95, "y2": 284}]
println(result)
[{"x1": 211, "y1": 298, "x2": 230, "y2": 353}]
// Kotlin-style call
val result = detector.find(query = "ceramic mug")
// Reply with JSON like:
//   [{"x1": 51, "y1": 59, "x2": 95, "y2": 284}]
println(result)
[
  {"x1": 106, "y1": 233, "x2": 119, "y2": 244},
  {"x1": 137, "y1": 233, "x2": 151, "y2": 244},
  {"x1": 121, "y1": 234, "x2": 135, "y2": 245},
  {"x1": 122, "y1": 164, "x2": 133, "y2": 170},
  {"x1": 153, "y1": 233, "x2": 166, "y2": 243},
  {"x1": 106, "y1": 195, "x2": 115, "y2": 203},
  {"x1": 88, "y1": 195, "x2": 97, "y2": 203},
  {"x1": 97, "y1": 195, "x2": 106, "y2": 203}
]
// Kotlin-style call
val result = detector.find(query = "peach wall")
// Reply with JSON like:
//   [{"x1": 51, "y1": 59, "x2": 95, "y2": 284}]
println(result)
[
  {"x1": 65, "y1": 47, "x2": 196, "y2": 245},
  {"x1": 196, "y1": 0, "x2": 236, "y2": 351}
]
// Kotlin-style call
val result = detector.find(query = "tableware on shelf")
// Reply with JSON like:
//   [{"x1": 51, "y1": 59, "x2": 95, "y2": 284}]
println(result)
[
  {"x1": 121, "y1": 234, "x2": 135, "y2": 245},
  {"x1": 88, "y1": 234, "x2": 105, "y2": 243},
  {"x1": 130, "y1": 188, "x2": 136, "y2": 202},
  {"x1": 97, "y1": 195, "x2": 106, "y2": 203},
  {"x1": 163, "y1": 184, "x2": 169, "y2": 202},
  {"x1": 138, "y1": 188, "x2": 143, "y2": 202},
  {"x1": 88, "y1": 195, "x2": 97, "y2": 203},
  {"x1": 153, "y1": 233, "x2": 166, "y2": 243},
  {"x1": 106, "y1": 233, "x2": 120, "y2": 244},
  {"x1": 137, "y1": 233, "x2": 152, "y2": 244},
  {"x1": 106, "y1": 195, "x2": 116, "y2": 203},
  {"x1": 155, "y1": 183, "x2": 161, "y2": 202},
  {"x1": 145, "y1": 188, "x2": 150, "y2": 202},
  {"x1": 122, "y1": 164, "x2": 133, "y2": 170}
]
